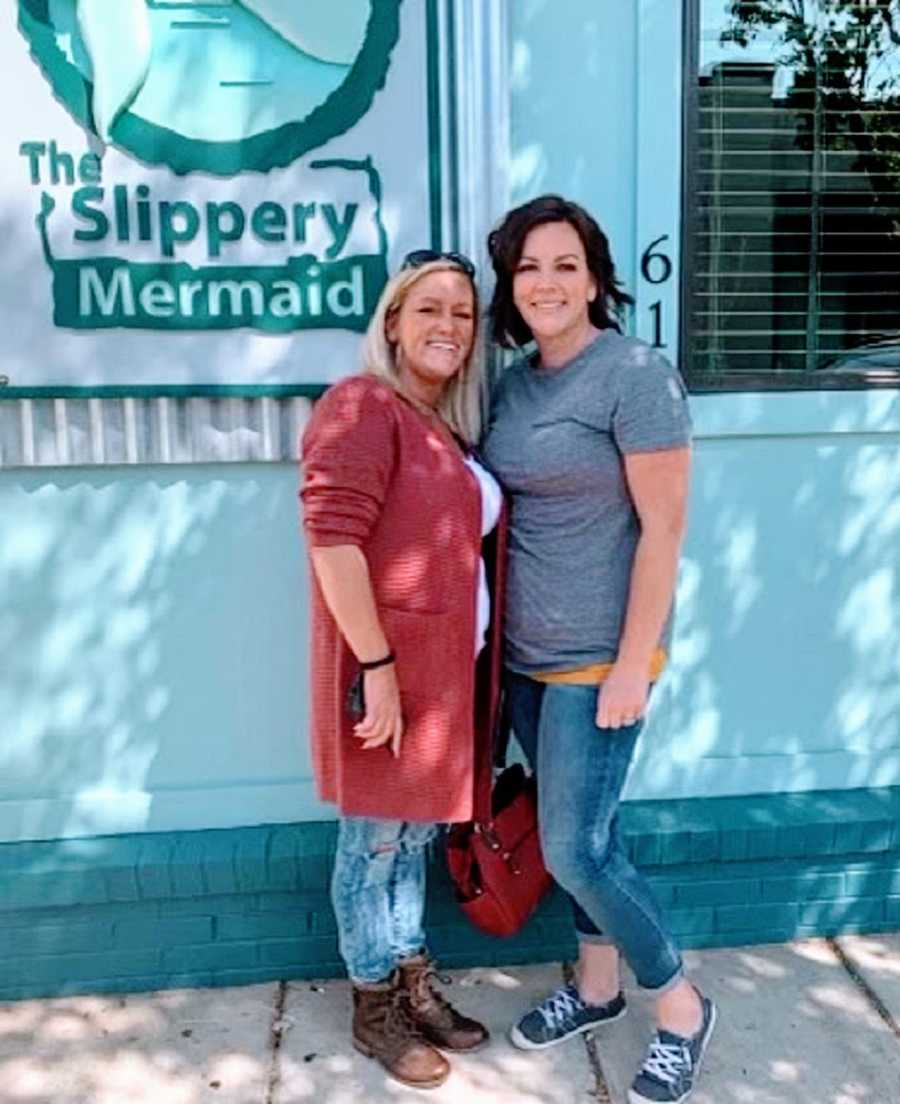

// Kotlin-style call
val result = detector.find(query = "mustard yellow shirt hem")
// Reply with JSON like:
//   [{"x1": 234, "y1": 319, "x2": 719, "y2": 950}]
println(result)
[{"x1": 533, "y1": 648, "x2": 668, "y2": 685}]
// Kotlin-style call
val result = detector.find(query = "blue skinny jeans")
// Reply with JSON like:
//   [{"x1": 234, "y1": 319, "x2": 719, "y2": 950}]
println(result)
[
  {"x1": 331, "y1": 816, "x2": 437, "y2": 984},
  {"x1": 506, "y1": 671, "x2": 683, "y2": 992}
]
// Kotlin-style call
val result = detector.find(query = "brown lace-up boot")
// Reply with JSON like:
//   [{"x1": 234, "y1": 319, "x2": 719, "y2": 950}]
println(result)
[
  {"x1": 398, "y1": 953, "x2": 490, "y2": 1052},
  {"x1": 352, "y1": 976, "x2": 450, "y2": 1089}
]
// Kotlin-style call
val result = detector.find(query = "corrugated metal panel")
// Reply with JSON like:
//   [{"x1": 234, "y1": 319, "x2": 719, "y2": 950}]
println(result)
[{"x1": 0, "y1": 396, "x2": 313, "y2": 469}]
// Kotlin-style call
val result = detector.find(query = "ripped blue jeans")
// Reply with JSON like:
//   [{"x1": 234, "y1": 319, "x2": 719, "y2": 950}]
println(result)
[{"x1": 332, "y1": 816, "x2": 439, "y2": 984}]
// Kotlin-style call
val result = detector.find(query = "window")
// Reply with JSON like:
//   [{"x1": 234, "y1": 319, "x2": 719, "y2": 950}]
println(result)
[{"x1": 684, "y1": 0, "x2": 900, "y2": 389}]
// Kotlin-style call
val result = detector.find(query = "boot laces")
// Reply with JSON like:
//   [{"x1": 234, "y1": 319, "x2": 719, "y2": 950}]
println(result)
[
  {"x1": 407, "y1": 963, "x2": 457, "y2": 1026},
  {"x1": 385, "y1": 987, "x2": 421, "y2": 1040},
  {"x1": 407, "y1": 962, "x2": 449, "y2": 1003}
]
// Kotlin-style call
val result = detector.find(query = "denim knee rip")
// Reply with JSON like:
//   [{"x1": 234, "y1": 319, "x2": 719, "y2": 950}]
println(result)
[{"x1": 332, "y1": 818, "x2": 439, "y2": 982}]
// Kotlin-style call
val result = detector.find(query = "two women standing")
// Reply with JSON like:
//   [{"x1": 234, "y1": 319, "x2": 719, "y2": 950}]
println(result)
[{"x1": 300, "y1": 198, "x2": 715, "y2": 1104}]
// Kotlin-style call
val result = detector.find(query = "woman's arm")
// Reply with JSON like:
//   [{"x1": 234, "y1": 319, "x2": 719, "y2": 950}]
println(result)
[
  {"x1": 301, "y1": 379, "x2": 403, "y2": 754},
  {"x1": 596, "y1": 446, "x2": 691, "y2": 729},
  {"x1": 310, "y1": 544, "x2": 403, "y2": 756}
]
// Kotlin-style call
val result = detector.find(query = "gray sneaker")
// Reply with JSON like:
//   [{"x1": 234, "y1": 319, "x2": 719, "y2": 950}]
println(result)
[
  {"x1": 509, "y1": 984, "x2": 626, "y2": 1050},
  {"x1": 628, "y1": 994, "x2": 717, "y2": 1104}
]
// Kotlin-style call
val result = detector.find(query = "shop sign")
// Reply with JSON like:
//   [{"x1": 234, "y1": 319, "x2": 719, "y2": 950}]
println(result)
[{"x1": 4, "y1": 1, "x2": 437, "y2": 388}]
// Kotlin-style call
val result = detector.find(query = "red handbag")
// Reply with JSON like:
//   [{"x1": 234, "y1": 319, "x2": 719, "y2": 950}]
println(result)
[
  {"x1": 446, "y1": 761, "x2": 553, "y2": 937},
  {"x1": 445, "y1": 511, "x2": 553, "y2": 937}
]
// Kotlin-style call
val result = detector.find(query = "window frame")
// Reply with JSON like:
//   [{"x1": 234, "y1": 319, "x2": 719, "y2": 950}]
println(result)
[{"x1": 679, "y1": 0, "x2": 900, "y2": 393}]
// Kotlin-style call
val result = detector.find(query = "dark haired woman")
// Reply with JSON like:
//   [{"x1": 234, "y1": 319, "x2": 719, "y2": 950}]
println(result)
[{"x1": 481, "y1": 196, "x2": 715, "y2": 1104}]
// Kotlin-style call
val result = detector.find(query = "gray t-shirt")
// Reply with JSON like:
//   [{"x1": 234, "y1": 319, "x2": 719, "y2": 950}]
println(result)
[{"x1": 480, "y1": 329, "x2": 692, "y2": 674}]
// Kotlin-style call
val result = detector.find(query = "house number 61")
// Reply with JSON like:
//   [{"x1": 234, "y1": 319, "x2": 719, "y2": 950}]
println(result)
[{"x1": 641, "y1": 234, "x2": 672, "y2": 349}]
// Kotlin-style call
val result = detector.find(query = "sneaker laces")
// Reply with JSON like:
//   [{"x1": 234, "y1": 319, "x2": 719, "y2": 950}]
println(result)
[
  {"x1": 640, "y1": 1036, "x2": 692, "y2": 1087},
  {"x1": 538, "y1": 985, "x2": 583, "y2": 1030}
]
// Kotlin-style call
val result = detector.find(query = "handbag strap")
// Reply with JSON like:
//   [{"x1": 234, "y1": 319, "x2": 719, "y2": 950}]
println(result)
[{"x1": 472, "y1": 503, "x2": 509, "y2": 825}]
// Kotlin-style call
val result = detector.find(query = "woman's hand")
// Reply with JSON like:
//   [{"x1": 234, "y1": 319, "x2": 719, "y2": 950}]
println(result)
[
  {"x1": 354, "y1": 664, "x2": 404, "y2": 756},
  {"x1": 596, "y1": 664, "x2": 649, "y2": 729},
  {"x1": 308, "y1": 545, "x2": 402, "y2": 755}
]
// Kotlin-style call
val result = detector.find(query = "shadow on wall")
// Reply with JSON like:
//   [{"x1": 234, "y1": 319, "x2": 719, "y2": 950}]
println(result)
[
  {"x1": 0, "y1": 463, "x2": 312, "y2": 843},
  {"x1": 633, "y1": 396, "x2": 900, "y2": 800},
  {"x1": 5, "y1": 405, "x2": 897, "y2": 833}
]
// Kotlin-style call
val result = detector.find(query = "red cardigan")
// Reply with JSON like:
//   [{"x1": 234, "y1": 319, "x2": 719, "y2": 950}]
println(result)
[{"x1": 300, "y1": 374, "x2": 503, "y2": 823}]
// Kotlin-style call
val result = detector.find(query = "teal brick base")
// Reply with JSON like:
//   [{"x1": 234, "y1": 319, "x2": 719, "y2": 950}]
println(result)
[{"x1": 1, "y1": 787, "x2": 899, "y2": 1001}]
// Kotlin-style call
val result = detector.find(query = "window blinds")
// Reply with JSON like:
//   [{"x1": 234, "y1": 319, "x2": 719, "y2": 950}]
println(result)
[{"x1": 690, "y1": 1, "x2": 900, "y2": 385}]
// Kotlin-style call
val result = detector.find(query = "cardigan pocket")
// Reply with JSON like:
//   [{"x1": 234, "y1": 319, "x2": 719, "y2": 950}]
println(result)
[{"x1": 378, "y1": 605, "x2": 462, "y2": 701}]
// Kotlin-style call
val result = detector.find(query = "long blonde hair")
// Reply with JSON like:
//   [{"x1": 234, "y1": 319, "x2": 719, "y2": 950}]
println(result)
[{"x1": 361, "y1": 259, "x2": 483, "y2": 445}]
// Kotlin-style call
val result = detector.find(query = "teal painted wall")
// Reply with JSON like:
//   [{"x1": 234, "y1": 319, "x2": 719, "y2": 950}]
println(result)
[
  {"x1": 509, "y1": 0, "x2": 683, "y2": 350},
  {"x1": 3, "y1": 392, "x2": 900, "y2": 843},
  {"x1": 637, "y1": 392, "x2": 900, "y2": 800},
  {"x1": 508, "y1": 0, "x2": 638, "y2": 288},
  {"x1": 2, "y1": 788, "x2": 898, "y2": 1000},
  {"x1": 1, "y1": 464, "x2": 331, "y2": 843}
]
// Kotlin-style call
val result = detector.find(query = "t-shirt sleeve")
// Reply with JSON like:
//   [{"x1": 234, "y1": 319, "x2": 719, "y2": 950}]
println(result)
[
  {"x1": 300, "y1": 377, "x2": 396, "y2": 547},
  {"x1": 611, "y1": 345, "x2": 692, "y2": 454}
]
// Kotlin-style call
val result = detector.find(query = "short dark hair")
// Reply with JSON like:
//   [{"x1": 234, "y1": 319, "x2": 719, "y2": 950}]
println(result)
[{"x1": 487, "y1": 195, "x2": 634, "y2": 348}]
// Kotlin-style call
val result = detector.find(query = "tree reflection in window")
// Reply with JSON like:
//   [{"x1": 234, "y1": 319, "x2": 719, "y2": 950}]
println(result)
[{"x1": 690, "y1": 0, "x2": 900, "y2": 385}]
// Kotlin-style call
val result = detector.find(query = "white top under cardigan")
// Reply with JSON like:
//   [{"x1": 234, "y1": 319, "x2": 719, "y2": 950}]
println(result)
[{"x1": 463, "y1": 454, "x2": 503, "y2": 656}]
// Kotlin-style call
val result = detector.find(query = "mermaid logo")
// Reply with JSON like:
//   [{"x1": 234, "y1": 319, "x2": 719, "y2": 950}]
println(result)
[
  {"x1": 16, "y1": 1, "x2": 403, "y2": 333},
  {"x1": 18, "y1": 0, "x2": 401, "y2": 175}
]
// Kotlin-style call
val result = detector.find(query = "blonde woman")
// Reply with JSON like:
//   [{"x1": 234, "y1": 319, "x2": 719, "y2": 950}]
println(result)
[{"x1": 300, "y1": 252, "x2": 502, "y2": 1090}]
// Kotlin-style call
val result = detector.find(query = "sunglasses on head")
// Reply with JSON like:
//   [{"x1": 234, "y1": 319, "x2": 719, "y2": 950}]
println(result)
[{"x1": 401, "y1": 249, "x2": 476, "y2": 277}]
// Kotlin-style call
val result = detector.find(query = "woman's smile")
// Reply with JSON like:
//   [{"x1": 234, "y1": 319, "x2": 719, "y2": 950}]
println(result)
[
  {"x1": 513, "y1": 221, "x2": 598, "y2": 358},
  {"x1": 387, "y1": 269, "x2": 475, "y2": 403}
]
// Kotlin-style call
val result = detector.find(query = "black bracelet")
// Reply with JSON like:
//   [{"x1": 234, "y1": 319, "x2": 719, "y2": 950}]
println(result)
[{"x1": 359, "y1": 651, "x2": 396, "y2": 671}]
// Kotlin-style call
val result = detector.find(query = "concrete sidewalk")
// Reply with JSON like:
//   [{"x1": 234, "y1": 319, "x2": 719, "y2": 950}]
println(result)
[{"x1": 0, "y1": 937, "x2": 898, "y2": 1103}]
